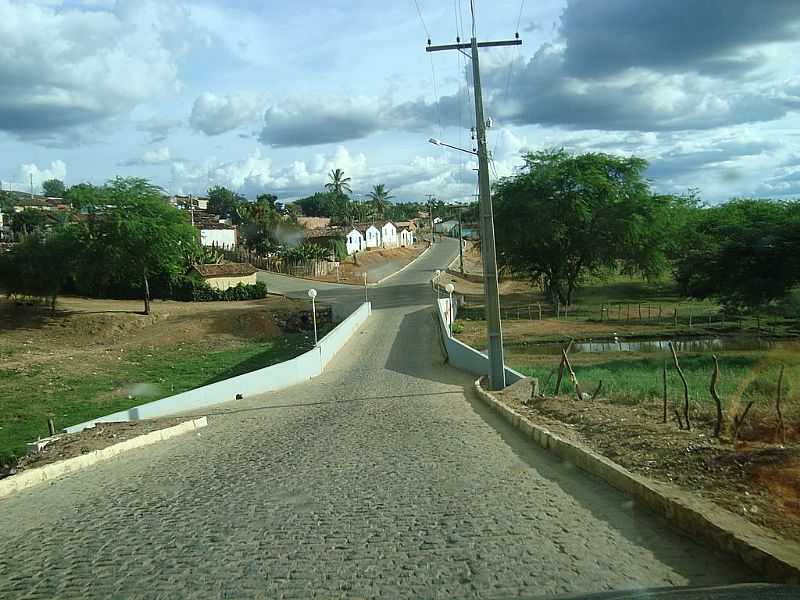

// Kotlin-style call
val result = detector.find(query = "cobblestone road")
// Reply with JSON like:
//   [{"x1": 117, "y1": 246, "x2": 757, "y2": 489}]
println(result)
[{"x1": 0, "y1": 241, "x2": 750, "y2": 599}]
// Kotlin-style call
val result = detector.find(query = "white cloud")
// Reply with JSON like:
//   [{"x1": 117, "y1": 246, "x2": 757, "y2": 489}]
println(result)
[
  {"x1": 0, "y1": 0, "x2": 196, "y2": 141},
  {"x1": 5, "y1": 160, "x2": 68, "y2": 193},
  {"x1": 190, "y1": 92, "x2": 262, "y2": 136}
]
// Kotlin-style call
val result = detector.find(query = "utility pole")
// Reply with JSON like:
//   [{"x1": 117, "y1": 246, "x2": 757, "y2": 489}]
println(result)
[
  {"x1": 457, "y1": 205, "x2": 464, "y2": 275},
  {"x1": 426, "y1": 193, "x2": 436, "y2": 243},
  {"x1": 427, "y1": 24, "x2": 521, "y2": 391}
]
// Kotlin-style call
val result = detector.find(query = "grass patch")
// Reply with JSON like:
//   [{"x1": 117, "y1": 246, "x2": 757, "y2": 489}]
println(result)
[
  {"x1": 0, "y1": 330, "x2": 326, "y2": 464},
  {"x1": 516, "y1": 349, "x2": 800, "y2": 410}
]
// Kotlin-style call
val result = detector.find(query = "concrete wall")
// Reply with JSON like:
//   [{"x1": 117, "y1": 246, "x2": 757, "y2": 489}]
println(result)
[
  {"x1": 65, "y1": 302, "x2": 373, "y2": 434},
  {"x1": 435, "y1": 296, "x2": 524, "y2": 384},
  {"x1": 205, "y1": 273, "x2": 257, "y2": 291}
]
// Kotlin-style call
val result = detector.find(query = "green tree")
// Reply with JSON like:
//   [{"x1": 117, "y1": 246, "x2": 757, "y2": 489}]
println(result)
[
  {"x1": 493, "y1": 149, "x2": 668, "y2": 304},
  {"x1": 87, "y1": 178, "x2": 200, "y2": 314},
  {"x1": 367, "y1": 184, "x2": 394, "y2": 219},
  {"x1": 64, "y1": 182, "x2": 105, "y2": 212},
  {"x1": 0, "y1": 227, "x2": 81, "y2": 312},
  {"x1": 207, "y1": 186, "x2": 247, "y2": 223},
  {"x1": 10, "y1": 209, "x2": 47, "y2": 236},
  {"x1": 42, "y1": 179, "x2": 66, "y2": 198},
  {"x1": 671, "y1": 198, "x2": 800, "y2": 309},
  {"x1": 325, "y1": 168, "x2": 352, "y2": 195}
]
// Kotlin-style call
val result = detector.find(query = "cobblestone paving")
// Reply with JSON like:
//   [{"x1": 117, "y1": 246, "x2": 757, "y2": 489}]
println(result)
[{"x1": 0, "y1": 243, "x2": 750, "y2": 599}]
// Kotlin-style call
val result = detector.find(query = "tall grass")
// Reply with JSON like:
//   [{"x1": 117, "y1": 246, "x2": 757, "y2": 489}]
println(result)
[{"x1": 516, "y1": 350, "x2": 799, "y2": 411}]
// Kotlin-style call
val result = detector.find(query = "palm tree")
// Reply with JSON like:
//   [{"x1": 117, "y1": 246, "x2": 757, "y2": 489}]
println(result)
[
  {"x1": 325, "y1": 168, "x2": 352, "y2": 195},
  {"x1": 367, "y1": 184, "x2": 394, "y2": 219}
]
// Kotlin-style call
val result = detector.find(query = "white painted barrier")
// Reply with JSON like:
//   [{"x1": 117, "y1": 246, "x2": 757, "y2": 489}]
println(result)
[
  {"x1": 65, "y1": 302, "x2": 373, "y2": 433},
  {"x1": 435, "y1": 296, "x2": 524, "y2": 384}
]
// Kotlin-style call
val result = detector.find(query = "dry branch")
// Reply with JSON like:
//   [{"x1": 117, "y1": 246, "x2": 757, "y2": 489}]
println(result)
[
  {"x1": 709, "y1": 354, "x2": 724, "y2": 438},
  {"x1": 662, "y1": 360, "x2": 668, "y2": 424},
  {"x1": 554, "y1": 338, "x2": 574, "y2": 396},
  {"x1": 669, "y1": 341, "x2": 692, "y2": 430},
  {"x1": 777, "y1": 365, "x2": 786, "y2": 445},
  {"x1": 732, "y1": 401, "x2": 755, "y2": 443},
  {"x1": 561, "y1": 348, "x2": 583, "y2": 401}
]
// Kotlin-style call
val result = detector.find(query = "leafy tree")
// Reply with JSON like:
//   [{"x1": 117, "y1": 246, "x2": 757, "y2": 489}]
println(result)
[
  {"x1": 671, "y1": 198, "x2": 800, "y2": 309},
  {"x1": 325, "y1": 168, "x2": 352, "y2": 195},
  {"x1": 64, "y1": 182, "x2": 105, "y2": 212},
  {"x1": 0, "y1": 227, "x2": 81, "y2": 312},
  {"x1": 42, "y1": 179, "x2": 66, "y2": 198},
  {"x1": 10, "y1": 209, "x2": 47, "y2": 236},
  {"x1": 207, "y1": 186, "x2": 247, "y2": 223},
  {"x1": 493, "y1": 149, "x2": 668, "y2": 304},
  {"x1": 85, "y1": 177, "x2": 200, "y2": 314},
  {"x1": 367, "y1": 184, "x2": 394, "y2": 219}
]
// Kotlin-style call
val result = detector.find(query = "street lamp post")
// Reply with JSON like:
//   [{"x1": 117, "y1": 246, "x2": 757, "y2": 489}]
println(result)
[
  {"x1": 446, "y1": 283, "x2": 455, "y2": 333},
  {"x1": 308, "y1": 289, "x2": 318, "y2": 346},
  {"x1": 435, "y1": 269, "x2": 442, "y2": 299}
]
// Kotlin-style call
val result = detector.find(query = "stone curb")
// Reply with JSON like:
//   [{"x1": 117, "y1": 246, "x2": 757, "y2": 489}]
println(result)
[
  {"x1": 473, "y1": 378, "x2": 800, "y2": 583},
  {"x1": 0, "y1": 417, "x2": 208, "y2": 500}
]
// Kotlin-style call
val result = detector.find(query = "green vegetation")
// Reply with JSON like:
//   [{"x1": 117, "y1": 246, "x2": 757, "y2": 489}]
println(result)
[
  {"x1": 41, "y1": 178, "x2": 66, "y2": 198},
  {"x1": 0, "y1": 332, "x2": 322, "y2": 464},
  {"x1": 515, "y1": 350, "x2": 798, "y2": 412},
  {"x1": 491, "y1": 148, "x2": 800, "y2": 313}
]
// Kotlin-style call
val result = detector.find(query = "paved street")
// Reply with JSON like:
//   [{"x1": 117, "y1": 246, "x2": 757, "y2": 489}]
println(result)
[{"x1": 0, "y1": 239, "x2": 750, "y2": 599}]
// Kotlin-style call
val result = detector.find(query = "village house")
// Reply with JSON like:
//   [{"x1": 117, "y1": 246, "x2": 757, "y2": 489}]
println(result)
[
  {"x1": 365, "y1": 225, "x2": 381, "y2": 248},
  {"x1": 346, "y1": 228, "x2": 365, "y2": 255},
  {"x1": 193, "y1": 263, "x2": 257, "y2": 291},
  {"x1": 380, "y1": 221, "x2": 398, "y2": 248},
  {"x1": 192, "y1": 211, "x2": 238, "y2": 250},
  {"x1": 399, "y1": 227, "x2": 414, "y2": 247},
  {"x1": 395, "y1": 220, "x2": 417, "y2": 232}
]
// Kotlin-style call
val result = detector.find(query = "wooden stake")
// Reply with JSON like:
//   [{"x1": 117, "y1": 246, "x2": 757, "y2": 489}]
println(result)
[
  {"x1": 554, "y1": 339, "x2": 574, "y2": 396},
  {"x1": 669, "y1": 341, "x2": 691, "y2": 430},
  {"x1": 709, "y1": 354, "x2": 723, "y2": 438},
  {"x1": 662, "y1": 360, "x2": 668, "y2": 424},
  {"x1": 777, "y1": 365, "x2": 786, "y2": 445},
  {"x1": 561, "y1": 348, "x2": 583, "y2": 401}
]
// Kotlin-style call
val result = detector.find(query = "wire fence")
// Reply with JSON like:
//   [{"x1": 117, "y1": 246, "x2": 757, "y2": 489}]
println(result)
[
  {"x1": 456, "y1": 300, "x2": 780, "y2": 332},
  {"x1": 216, "y1": 246, "x2": 337, "y2": 278}
]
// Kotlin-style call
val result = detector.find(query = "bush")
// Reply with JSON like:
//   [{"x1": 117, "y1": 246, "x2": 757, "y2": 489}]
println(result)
[{"x1": 171, "y1": 277, "x2": 267, "y2": 302}]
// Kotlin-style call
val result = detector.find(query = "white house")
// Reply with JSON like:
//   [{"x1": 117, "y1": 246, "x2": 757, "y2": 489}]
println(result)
[
  {"x1": 346, "y1": 228, "x2": 365, "y2": 255},
  {"x1": 399, "y1": 228, "x2": 414, "y2": 247},
  {"x1": 380, "y1": 221, "x2": 398, "y2": 248},
  {"x1": 200, "y1": 226, "x2": 237, "y2": 250},
  {"x1": 365, "y1": 225, "x2": 381, "y2": 248}
]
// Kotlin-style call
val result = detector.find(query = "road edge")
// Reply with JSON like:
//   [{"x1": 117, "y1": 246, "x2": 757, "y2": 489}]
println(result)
[
  {"x1": 473, "y1": 378, "x2": 800, "y2": 583},
  {"x1": 0, "y1": 417, "x2": 208, "y2": 500}
]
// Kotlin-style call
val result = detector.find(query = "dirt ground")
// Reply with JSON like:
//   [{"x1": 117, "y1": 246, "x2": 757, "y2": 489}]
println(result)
[
  {"x1": 7, "y1": 417, "x2": 193, "y2": 476},
  {"x1": 492, "y1": 379, "x2": 800, "y2": 542},
  {"x1": 0, "y1": 294, "x2": 314, "y2": 370},
  {"x1": 317, "y1": 245, "x2": 425, "y2": 284}
]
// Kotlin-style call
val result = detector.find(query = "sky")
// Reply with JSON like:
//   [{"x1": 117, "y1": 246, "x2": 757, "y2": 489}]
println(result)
[{"x1": 2, "y1": 0, "x2": 800, "y2": 204}]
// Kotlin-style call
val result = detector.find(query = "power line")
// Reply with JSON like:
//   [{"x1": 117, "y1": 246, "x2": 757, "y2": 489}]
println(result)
[{"x1": 412, "y1": 0, "x2": 430, "y2": 41}]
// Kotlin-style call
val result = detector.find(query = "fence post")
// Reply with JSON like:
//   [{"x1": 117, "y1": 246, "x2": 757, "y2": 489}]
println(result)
[
  {"x1": 674, "y1": 307, "x2": 678, "y2": 327},
  {"x1": 659, "y1": 305, "x2": 662, "y2": 320},
  {"x1": 627, "y1": 304, "x2": 630, "y2": 320},
  {"x1": 689, "y1": 310, "x2": 693, "y2": 328},
  {"x1": 538, "y1": 303, "x2": 542, "y2": 320},
  {"x1": 618, "y1": 304, "x2": 622, "y2": 320},
  {"x1": 638, "y1": 303, "x2": 642, "y2": 320}
]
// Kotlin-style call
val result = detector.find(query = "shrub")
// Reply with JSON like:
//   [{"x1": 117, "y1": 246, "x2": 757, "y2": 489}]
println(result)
[{"x1": 171, "y1": 277, "x2": 267, "y2": 302}]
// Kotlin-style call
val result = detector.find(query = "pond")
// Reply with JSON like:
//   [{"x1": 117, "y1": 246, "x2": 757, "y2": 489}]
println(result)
[{"x1": 524, "y1": 336, "x2": 800, "y2": 355}]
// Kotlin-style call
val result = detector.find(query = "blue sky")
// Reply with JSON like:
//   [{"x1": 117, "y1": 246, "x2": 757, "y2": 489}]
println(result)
[{"x1": 2, "y1": 0, "x2": 800, "y2": 204}]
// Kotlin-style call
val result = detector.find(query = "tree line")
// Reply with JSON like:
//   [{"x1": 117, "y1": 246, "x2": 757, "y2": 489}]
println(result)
[{"x1": 492, "y1": 149, "x2": 800, "y2": 311}]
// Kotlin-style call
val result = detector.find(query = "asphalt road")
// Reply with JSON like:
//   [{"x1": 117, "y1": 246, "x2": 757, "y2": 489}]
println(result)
[{"x1": 0, "y1": 239, "x2": 751, "y2": 599}]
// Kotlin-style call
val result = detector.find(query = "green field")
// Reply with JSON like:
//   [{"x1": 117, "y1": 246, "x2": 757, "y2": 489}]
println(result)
[{"x1": 0, "y1": 331, "x2": 326, "y2": 464}]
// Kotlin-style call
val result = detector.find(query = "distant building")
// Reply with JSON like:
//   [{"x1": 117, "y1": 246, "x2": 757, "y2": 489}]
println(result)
[
  {"x1": 192, "y1": 210, "x2": 238, "y2": 249},
  {"x1": 380, "y1": 221, "x2": 398, "y2": 248},
  {"x1": 365, "y1": 225, "x2": 381, "y2": 248},
  {"x1": 193, "y1": 263, "x2": 257, "y2": 291},
  {"x1": 346, "y1": 228, "x2": 365, "y2": 255},
  {"x1": 297, "y1": 216, "x2": 331, "y2": 229},
  {"x1": 399, "y1": 228, "x2": 414, "y2": 247},
  {"x1": 172, "y1": 195, "x2": 209, "y2": 211}
]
